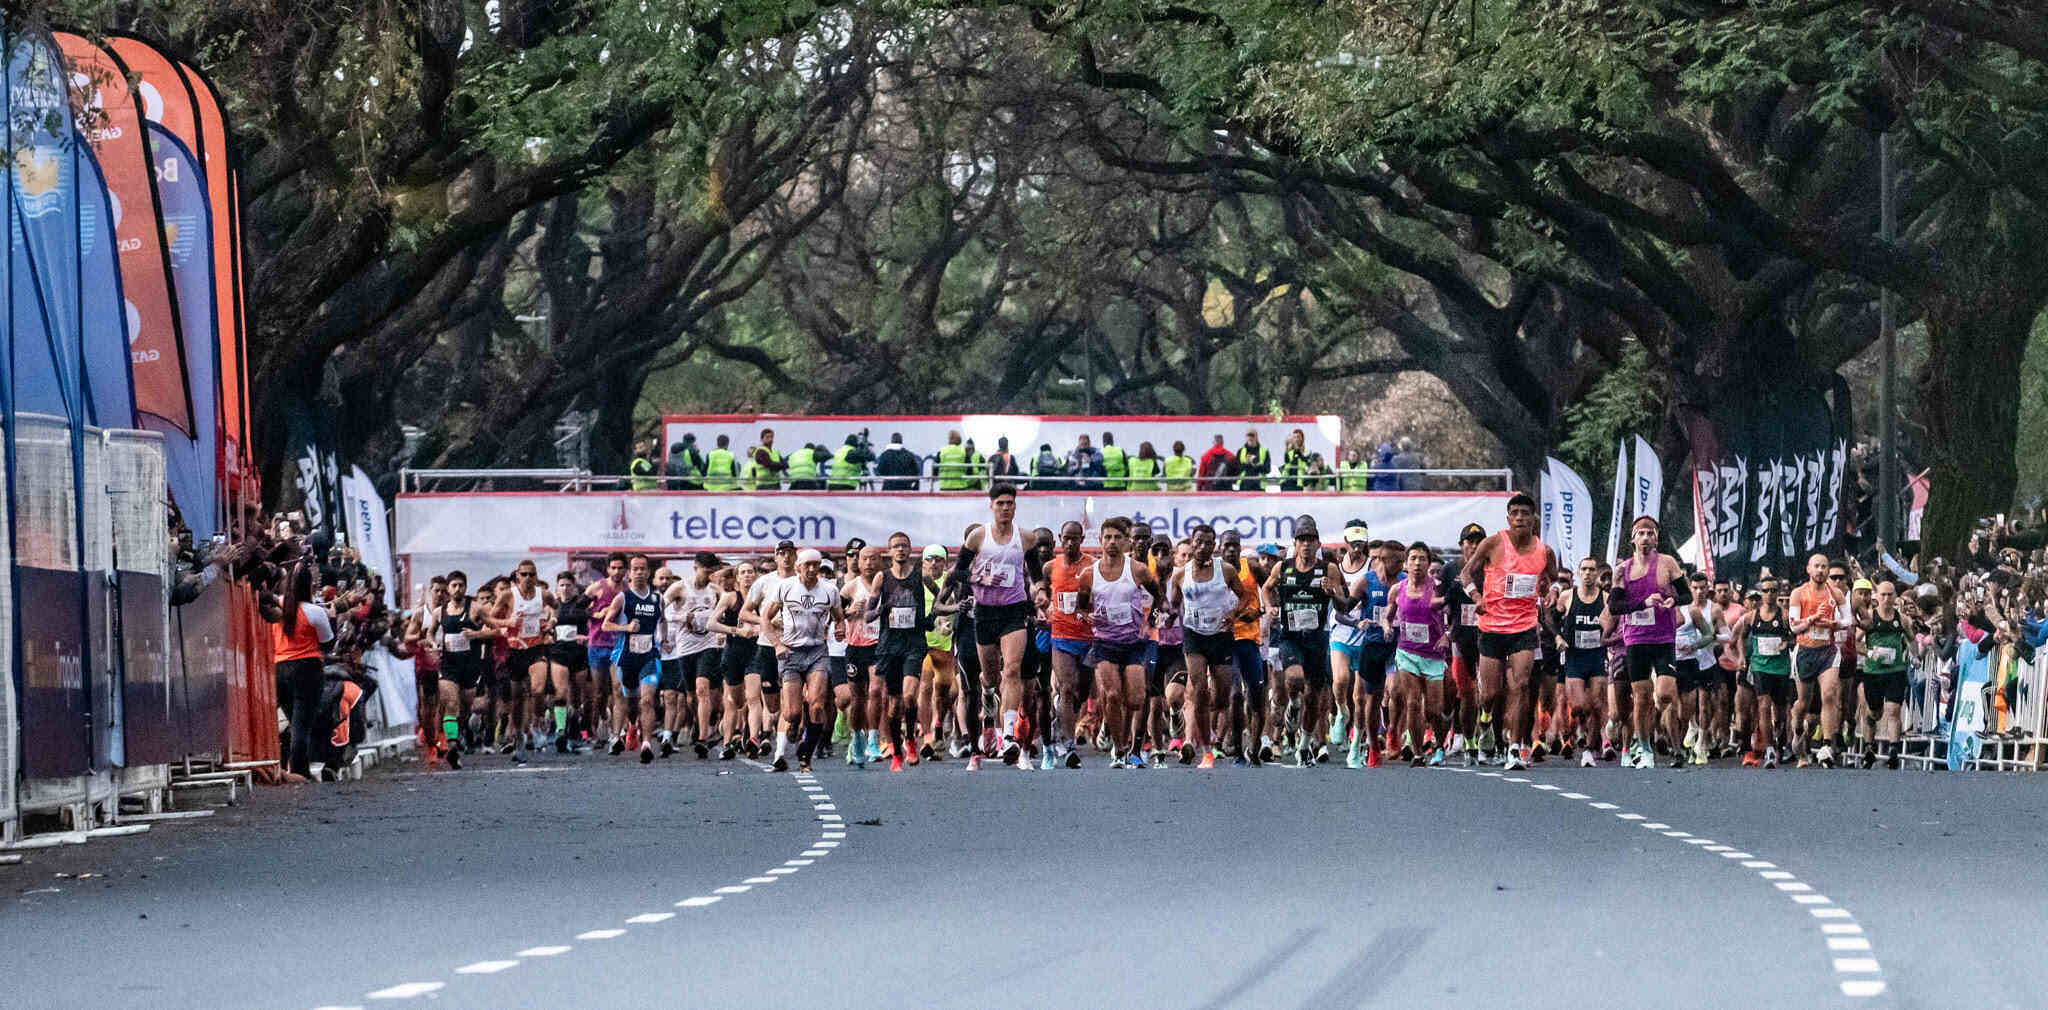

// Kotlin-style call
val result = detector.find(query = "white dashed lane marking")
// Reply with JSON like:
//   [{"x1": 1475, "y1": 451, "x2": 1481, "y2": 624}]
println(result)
[
  {"x1": 325, "y1": 759, "x2": 842, "y2": 1006},
  {"x1": 1437, "y1": 765, "x2": 1887, "y2": 998}
]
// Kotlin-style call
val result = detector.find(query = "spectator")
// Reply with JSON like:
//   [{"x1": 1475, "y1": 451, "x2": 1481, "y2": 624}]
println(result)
[
  {"x1": 962, "y1": 438, "x2": 987, "y2": 489},
  {"x1": 1100, "y1": 432, "x2": 1128, "y2": 490},
  {"x1": 664, "y1": 435, "x2": 705, "y2": 490},
  {"x1": 1278, "y1": 429, "x2": 1310, "y2": 491},
  {"x1": 825, "y1": 434, "x2": 874, "y2": 490},
  {"x1": 703, "y1": 434, "x2": 741, "y2": 491},
  {"x1": 985, "y1": 436, "x2": 1022, "y2": 482},
  {"x1": 1305, "y1": 451, "x2": 1333, "y2": 490},
  {"x1": 1068, "y1": 434, "x2": 1104, "y2": 490},
  {"x1": 937, "y1": 429, "x2": 974, "y2": 490},
  {"x1": 1371, "y1": 440, "x2": 1397, "y2": 491},
  {"x1": 786, "y1": 441, "x2": 831, "y2": 490},
  {"x1": 1391, "y1": 436, "x2": 1424, "y2": 490},
  {"x1": 628, "y1": 438, "x2": 658, "y2": 491},
  {"x1": 1163, "y1": 439, "x2": 1196, "y2": 491},
  {"x1": 743, "y1": 428, "x2": 789, "y2": 490},
  {"x1": 1338, "y1": 447, "x2": 1370, "y2": 491},
  {"x1": 1197, "y1": 435, "x2": 1233, "y2": 492},
  {"x1": 1234, "y1": 429, "x2": 1270, "y2": 491},
  {"x1": 876, "y1": 432, "x2": 922, "y2": 491},
  {"x1": 1128, "y1": 440, "x2": 1162, "y2": 490},
  {"x1": 1030, "y1": 442, "x2": 1067, "y2": 490},
  {"x1": 265, "y1": 559, "x2": 335, "y2": 783}
]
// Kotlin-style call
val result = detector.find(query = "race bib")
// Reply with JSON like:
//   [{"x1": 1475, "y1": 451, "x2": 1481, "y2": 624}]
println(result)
[
  {"x1": 1755, "y1": 636, "x2": 1784, "y2": 657},
  {"x1": 889, "y1": 606, "x2": 916, "y2": 630},
  {"x1": 520, "y1": 614, "x2": 542, "y2": 638},
  {"x1": 555, "y1": 624, "x2": 577, "y2": 643},
  {"x1": 1186, "y1": 604, "x2": 1218, "y2": 630},
  {"x1": 1286, "y1": 607, "x2": 1319, "y2": 632},
  {"x1": 1574, "y1": 630, "x2": 1602, "y2": 650},
  {"x1": 629, "y1": 633, "x2": 654, "y2": 653},
  {"x1": 1870, "y1": 645, "x2": 1898, "y2": 665},
  {"x1": 1402, "y1": 621, "x2": 1431, "y2": 644},
  {"x1": 1505, "y1": 574, "x2": 1538, "y2": 599},
  {"x1": 1628, "y1": 608, "x2": 1656, "y2": 626},
  {"x1": 1461, "y1": 604, "x2": 1478, "y2": 625},
  {"x1": 1099, "y1": 602, "x2": 1134, "y2": 627},
  {"x1": 444, "y1": 631, "x2": 469, "y2": 653},
  {"x1": 1058, "y1": 592, "x2": 1079, "y2": 614}
]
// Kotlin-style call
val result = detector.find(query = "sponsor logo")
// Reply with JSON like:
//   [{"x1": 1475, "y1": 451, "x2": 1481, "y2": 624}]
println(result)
[
  {"x1": 605, "y1": 500, "x2": 645, "y2": 545},
  {"x1": 668, "y1": 509, "x2": 834, "y2": 545}
]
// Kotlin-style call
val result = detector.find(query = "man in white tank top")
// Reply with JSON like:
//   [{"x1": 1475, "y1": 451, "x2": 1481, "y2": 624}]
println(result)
[{"x1": 1167, "y1": 524, "x2": 1254, "y2": 769}]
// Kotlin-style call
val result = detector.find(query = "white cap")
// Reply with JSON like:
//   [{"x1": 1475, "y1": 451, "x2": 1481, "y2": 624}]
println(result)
[{"x1": 796, "y1": 548, "x2": 825, "y2": 566}]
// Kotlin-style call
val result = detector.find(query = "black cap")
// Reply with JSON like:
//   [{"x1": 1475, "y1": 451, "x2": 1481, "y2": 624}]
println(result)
[
  {"x1": 845, "y1": 537, "x2": 867, "y2": 553},
  {"x1": 694, "y1": 550, "x2": 724, "y2": 569},
  {"x1": 1460, "y1": 523, "x2": 1487, "y2": 542},
  {"x1": 776, "y1": 539, "x2": 797, "y2": 552}
]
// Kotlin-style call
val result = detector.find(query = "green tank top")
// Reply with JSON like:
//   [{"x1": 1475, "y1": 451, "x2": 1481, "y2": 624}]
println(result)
[
  {"x1": 1863, "y1": 612, "x2": 1908, "y2": 674},
  {"x1": 1747, "y1": 610, "x2": 1792, "y2": 677}
]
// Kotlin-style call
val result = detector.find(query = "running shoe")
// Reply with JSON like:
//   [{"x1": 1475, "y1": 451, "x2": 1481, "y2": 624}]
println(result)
[
  {"x1": 1579, "y1": 749, "x2": 1596, "y2": 768},
  {"x1": 1231, "y1": 754, "x2": 1249, "y2": 767},
  {"x1": 920, "y1": 742, "x2": 936, "y2": 761},
  {"x1": 1293, "y1": 747, "x2": 1310, "y2": 768},
  {"x1": 1040, "y1": 748, "x2": 1055, "y2": 770},
  {"x1": 694, "y1": 741, "x2": 709, "y2": 759},
  {"x1": 833, "y1": 711, "x2": 850, "y2": 743},
  {"x1": 1530, "y1": 740, "x2": 1547, "y2": 762},
  {"x1": 1763, "y1": 747, "x2": 1780, "y2": 769},
  {"x1": 950, "y1": 738, "x2": 973, "y2": 760},
  {"x1": 660, "y1": 738, "x2": 676, "y2": 759},
  {"x1": 1682, "y1": 725, "x2": 1699, "y2": 753},
  {"x1": 1346, "y1": 744, "x2": 1364, "y2": 770},
  {"x1": 555, "y1": 731, "x2": 570, "y2": 755},
  {"x1": 1409, "y1": 750, "x2": 1426, "y2": 768},
  {"x1": 1795, "y1": 753, "x2": 1813, "y2": 769},
  {"x1": 743, "y1": 737, "x2": 761, "y2": 759},
  {"x1": 609, "y1": 737, "x2": 626, "y2": 756},
  {"x1": 1691, "y1": 740, "x2": 1709, "y2": 766},
  {"x1": 1666, "y1": 751, "x2": 1685, "y2": 770},
  {"x1": 798, "y1": 757, "x2": 812, "y2": 772},
  {"x1": 1096, "y1": 729, "x2": 1113, "y2": 752},
  {"x1": 1885, "y1": 750, "x2": 1902, "y2": 771},
  {"x1": 1502, "y1": 749, "x2": 1527, "y2": 772},
  {"x1": 1257, "y1": 740, "x2": 1275, "y2": 764},
  {"x1": 640, "y1": 743, "x2": 655, "y2": 765},
  {"x1": 891, "y1": 754, "x2": 905, "y2": 772},
  {"x1": 771, "y1": 755, "x2": 789, "y2": 773},
  {"x1": 1366, "y1": 747, "x2": 1382, "y2": 769},
  {"x1": 1427, "y1": 747, "x2": 1445, "y2": 767},
  {"x1": 1742, "y1": 750, "x2": 1760, "y2": 768},
  {"x1": 846, "y1": 743, "x2": 860, "y2": 768},
  {"x1": 1199, "y1": 752, "x2": 1216, "y2": 770},
  {"x1": 1002, "y1": 739, "x2": 1023, "y2": 765},
  {"x1": 444, "y1": 746, "x2": 461, "y2": 770},
  {"x1": 1151, "y1": 749, "x2": 1171, "y2": 767},
  {"x1": 1329, "y1": 711, "x2": 1346, "y2": 746},
  {"x1": 905, "y1": 745, "x2": 921, "y2": 767},
  {"x1": 720, "y1": 740, "x2": 738, "y2": 761},
  {"x1": 1445, "y1": 733, "x2": 1467, "y2": 757},
  {"x1": 1125, "y1": 752, "x2": 1146, "y2": 770},
  {"x1": 1600, "y1": 741, "x2": 1617, "y2": 763},
  {"x1": 1179, "y1": 742, "x2": 1196, "y2": 765},
  {"x1": 1315, "y1": 744, "x2": 1331, "y2": 765}
]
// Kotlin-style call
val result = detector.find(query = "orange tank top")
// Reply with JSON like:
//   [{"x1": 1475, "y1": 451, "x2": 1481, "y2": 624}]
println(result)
[
  {"x1": 1479, "y1": 532, "x2": 1545, "y2": 634},
  {"x1": 1048, "y1": 555, "x2": 1090, "y2": 641}
]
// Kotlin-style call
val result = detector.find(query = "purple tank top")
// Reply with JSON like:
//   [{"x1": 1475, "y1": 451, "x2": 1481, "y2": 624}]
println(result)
[
  {"x1": 1391, "y1": 578, "x2": 1446, "y2": 660},
  {"x1": 1617, "y1": 556, "x2": 1675, "y2": 646},
  {"x1": 1089, "y1": 557, "x2": 1149, "y2": 644},
  {"x1": 585, "y1": 579, "x2": 621, "y2": 649},
  {"x1": 970, "y1": 528, "x2": 1030, "y2": 607}
]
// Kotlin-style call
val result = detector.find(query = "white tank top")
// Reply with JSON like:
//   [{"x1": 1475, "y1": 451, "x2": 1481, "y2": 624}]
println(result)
[
  {"x1": 1179, "y1": 560, "x2": 1235, "y2": 636},
  {"x1": 512, "y1": 583, "x2": 547, "y2": 641},
  {"x1": 1091, "y1": 556, "x2": 1149, "y2": 643}
]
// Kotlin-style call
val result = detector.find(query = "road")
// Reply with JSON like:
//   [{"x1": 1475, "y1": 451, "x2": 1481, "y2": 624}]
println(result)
[{"x1": 5, "y1": 746, "x2": 2044, "y2": 1009}]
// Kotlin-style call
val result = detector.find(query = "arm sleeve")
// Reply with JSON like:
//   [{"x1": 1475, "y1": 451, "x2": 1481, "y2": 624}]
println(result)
[
  {"x1": 952, "y1": 545, "x2": 977, "y2": 581},
  {"x1": 1670, "y1": 576, "x2": 1693, "y2": 606},
  {"x1": 1879, "y1": 552, "x2": 1919, "y2": 587},
  {"x1": 1607, "y1": 587, "x2": 1639, "y2": 615}
]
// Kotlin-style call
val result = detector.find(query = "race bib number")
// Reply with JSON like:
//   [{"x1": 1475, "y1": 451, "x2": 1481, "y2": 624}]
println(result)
[
  {"x1": 1058, "y1": 592, "x2": 1078, "y2": 614},
  {"x1": 890, "y1": 606, "x2": 917, "y2": 630},
  {"x1": 520, "y1": 614, "x2": 542, "y2": 638},
  {"x1": 1402, "y1": 621, "x2": 1431, "y2": 644},
  {"x1": 1755, "y1": 636, "x2": 1785, "y2": 657},
  {"x1": 1099, "y1": 602, "x2": 1134, "y2": 627},
  {"x1": 1574, "y1": 630, "x2": 1602, "y2": 650},
  {"x1": 1628, "y1": 608, "x2": 1656, "y2": 627},
  {"x1": 555, "y1": 624, "x2": 577, "y2": 643},
  {"x1": 1834, "y1": 628, "x2": 1851, "y2": 647},
  {"x1": 975, "y1": 562, "x2": 1016, "y2": 588},
  {"x1": 1186, "y1": 604, "x2": 1218, "y2": 630},
  {"x1": 1505, "y1": 574, "x2": 1538, "y2": 599},
  {"x1": 1286, "y1": 607, "x2": 1319, "y2": 632},
  {"x1": 1870, "y1": 645, "x2": 1897, "y2": 665},
  {"x1": 1461, "y1": 604, "x2": 1478, "y2": 625},
  {"x1": 444, "y1": 631, "x2": 469, "y2": 653},
  {"x1": 629, "y1": 633, "x2": 655, "y2": 653}
]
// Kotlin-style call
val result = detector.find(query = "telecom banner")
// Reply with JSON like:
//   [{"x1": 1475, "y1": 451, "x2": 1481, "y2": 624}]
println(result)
[{"x1": 398, "y1": 491, "x2": 1508, "y2": 576}]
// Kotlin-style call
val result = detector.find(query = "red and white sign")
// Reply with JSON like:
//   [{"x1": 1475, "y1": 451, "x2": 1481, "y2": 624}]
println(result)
[{"x1": 660, "y1": 413, "x2": 1345, "y2": 467}]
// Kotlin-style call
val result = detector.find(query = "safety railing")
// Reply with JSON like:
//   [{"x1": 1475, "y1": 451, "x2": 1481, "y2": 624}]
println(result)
[{"x1": 399, "y1": 466, "x2": 1515, "y2": 494}]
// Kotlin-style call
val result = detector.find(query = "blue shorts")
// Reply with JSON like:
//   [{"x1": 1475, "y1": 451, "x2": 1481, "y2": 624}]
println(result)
[
  {"x1": 1232, "y1": 639, "x2": 1267, "y2": 691},
  {"x1": 1395, "y1": 650, "x2": 1447, "y2": 681},
  {"x1": 588, "y1": 640, "x2": 621, "y2": 673},
  {"x1": 1328, "y1": 638, "x2": 1362, "y2": 665},
  {"x1": 1052, "y1": 636, "x2": 1090, "y2": 659},
  {"x1": 617, "y1": 650, "x2": 659, "y2": 690}
]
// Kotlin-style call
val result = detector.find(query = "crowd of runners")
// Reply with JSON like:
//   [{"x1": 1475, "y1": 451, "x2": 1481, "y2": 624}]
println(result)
[{"x1": 390, "y1": 484, "x2": 2041, "y2": 774}]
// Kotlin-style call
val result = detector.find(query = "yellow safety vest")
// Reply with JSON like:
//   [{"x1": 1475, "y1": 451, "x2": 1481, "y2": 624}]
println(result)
[
  {"x1": 1338, "y1": 461, "x2": 1369, "y2": 491},
  {"x1": 828, "y1": 445, "x2": 861, "y2": 489},
  {"x1": 966, "y1": 450, "x2": 986, "y2": 489},
  {"x1": 787, "y1": 447, "x2": 819, "y2": 483},
  {"x1": 703, "y1": 448, "x2": 739, "y2": 491},
  {"x1": 628, "y1": 456, "x2": 657, "y2": 491},
  {"x1": 1126, "y1": 455, "x2": 1160, "y2": 491},
  {"x1": 1162, "y1": 454, "x2": 1195, "y2": 491},
  {"x1": 937, "y1": 443, "x2": 970, "y2": 490},
  {"x1": 743, "y1": 446, "x2": 782, "y2": 491},
  {"x1": 1100, "y1": 445, "x2": 1128, "y2": 490}
]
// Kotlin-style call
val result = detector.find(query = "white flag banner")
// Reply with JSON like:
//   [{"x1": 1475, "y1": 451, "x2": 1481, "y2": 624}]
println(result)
[
  {"x1": 1606, "y1": 439, "x2": 1629, "y2": 562},
  {"x1": 1545, "y1": 457, "x2": 1594, "y2": 568},
  {"x1": 1632, "y1": 435, "x2": 1663, "y2": 533},
  {"x1": 1540, "y1": 468, "x2": 1556, "y2": 549},
  {"x1": 342, "y1": 466, "x2": 398, "y2": 607}
]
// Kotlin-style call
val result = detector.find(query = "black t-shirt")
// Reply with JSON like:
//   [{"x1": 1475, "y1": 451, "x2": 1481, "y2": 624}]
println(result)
[{"x1": 1440, "y1": 564, "x2": 1479, "y2": 653}]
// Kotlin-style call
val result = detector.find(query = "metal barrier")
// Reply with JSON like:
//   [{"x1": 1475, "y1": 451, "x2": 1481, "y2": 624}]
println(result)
[{"x1": 400, "y1": 466, "x2": 1515, "y2": 494}]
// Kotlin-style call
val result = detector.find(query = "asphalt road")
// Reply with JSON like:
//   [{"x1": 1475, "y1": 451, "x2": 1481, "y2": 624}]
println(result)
[{"x1": 6, "y1": 746, "x2": 2045, "y2": 1009}]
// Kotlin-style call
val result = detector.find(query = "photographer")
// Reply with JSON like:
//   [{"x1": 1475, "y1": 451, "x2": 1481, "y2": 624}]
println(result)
[{"x1": 265, "y1": 559, "x2": 337, "y2": 783}]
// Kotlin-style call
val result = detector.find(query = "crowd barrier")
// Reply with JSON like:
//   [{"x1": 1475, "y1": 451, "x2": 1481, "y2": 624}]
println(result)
[
  {"x1": 3, "y1": 416, "x2": 277, "y2": 847},
  {"x1": 1901, "y1": 647, "x2": 2048, "y2": 771}
]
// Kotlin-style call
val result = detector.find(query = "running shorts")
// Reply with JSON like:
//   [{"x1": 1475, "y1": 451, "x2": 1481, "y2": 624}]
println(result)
[
  {"x1": 1749, "y1": 670, "x2": 1794, "y2": 707},
  {"x1": 1232, "y1": 638, "x2": 1267, "y2": 692},
  {"x1": 876, "y1": 644, "x2": 922, "y2": 695},
  {"x1": 1184, "y1": 629, "x2": 1234, "y2": 666},
  {"x1": 681, "y1": 649, "x2": 721, "y2": 686},
  {"x1": 1395, "y1": 650, "x2": 1447, "y2": 681},
  {"x1": 1478, "y1": 627, "x2": 1540, "y2": 660},
  {"x1": 617, "y1": 650, "x2": 659, "y2": 690},
  {"x1": 1794, "y1": 646, "x2": 1839, "y2": 682},
  {"x1": 923, "y1": 649, "x2": 958, "y2": 692},
  {"x1": 1279, "y1": 632, "x2": 1334, "y2": 689},
  {"x1": 1051, "y1": 636, "x2": 1090, "y2": 660},
  {"x1": 779, "y1": 644, "x2": 829, "y2": 682},
  {"x1": 438, "y1": 654, "x2": 482, "y2": 692},
  {"x1": 550, "y1": 641, "x2": 587, "y2": 673},
  {"x1": 1088, "y1": 638, "x2": 1148, "y2": 670},
  {"x1": 1563, "y1": 650, "x2": 1605, "y2": 681},
  {"x1": 722, "y1": 638, "x2": 758, "y2": 688},
  {"x1": 1677, "y1": 657, "x2": 1716, "y2": 692},
  {"x1": 508, "y1": 646, "x2": 549, "y2": 673},
  {"x1": 834, "y1": 644, "x2": 874, "y2": 687},
  {"x1": 1355, "y1": 640, "x2": 1393, "y2": 695},
  {"x1": 1624, "y1": 643, "x2": 1674, "y2": 683},
  {"x1": 748, "y1": 641, "x2": 780, "y2": 680},
  {"x1": 975, "y1": 601, "x2": 1032, "y2": 645},
  {"x1": 1861, "y1": 670, "x2": 1908, "y2": 708},
  {"x1": 656, "y1": 656, "x2": 688, "y2": 694},
  {"x1": 1328, "y1": 638, "x2": 1362, "y2": 665},
  {"x1": 588, "y1": 641, "x2": 620, "y2": 674}
]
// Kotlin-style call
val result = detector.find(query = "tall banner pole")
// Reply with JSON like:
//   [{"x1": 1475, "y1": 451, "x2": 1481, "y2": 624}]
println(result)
[{"x1": 1606, "y1": 439, "x2": 1628, "y2": 562}]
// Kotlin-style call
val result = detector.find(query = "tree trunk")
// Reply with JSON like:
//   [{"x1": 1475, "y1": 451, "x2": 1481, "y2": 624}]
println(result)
[{"x1": 1917, "y1": 287, "x2": 2040, "y2": 556}]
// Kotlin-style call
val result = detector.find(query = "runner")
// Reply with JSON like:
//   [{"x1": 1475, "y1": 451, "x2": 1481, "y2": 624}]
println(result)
[
  {"x1": 762, "y1": 549, "x2": 846, "y2": 772},
  {"x1": 1855, "y1": 579, "x2": 1914, "y2": 769},
  {"x1": 1440, "y1": 523, "x2": 1486, "y2": 761},
  {"x1": 670, "y1": 552, "x2": 728, "y2": 759},
  {"x1": 1142, "y1": 535, "x2": 1181, "y2": 765},
  {"x1": 837, "y1": 546, "x2": 883, "y2": 767},
  {"x1": 434, "y1": 571, "x2": 497, "y2": 768},
  {"x1": 1326, "y1": 522, "x2": 1373, "y2": 756},
  {"x1": 1218, "y1": 531, "x2": 1270, "y2": 764},
  {"x1": 918, "y1": 544, "x2": 955, "y2": 768},
  {"x1": 1077, "y1": 516, "x2": 1160, "y2": 768},
  {"x1": 549, "y1": 572, "x2": 590, "y2": 753},
  {"x1": 1732, "y1": 578, "x2": 1794, "y2": 768},
  {"x1": 1674, "y1": 572, "x2": 1715, "y2": 766},
  {"x1": 1385, "y1": 541, "x2": 1450, "y2": 767},
  {"x1": 866, "y1": 532, "x2": 931, "y2": 772},
  {"x1": 401, "y1": 576, "x2": 448, "y2": 762},
  {"x1": 1711, "y1": 580, "x2": 1745, "y2": 758},
  {"x1": 1265, "y1": 528, "x2": 1345, "y2": 767},
  {"x1": 1553, "y1": 557, "x2": 1609, "y2": 767},
  {"x1": 650, "y1": 564, "x2": 688, "y2": 758},
  {"x1": 952, "y1": 483, "x2": 1043, "y2": 766},
  {"x1": 1461, "y1": 493, "x2": 1559, "y2": 771},
  {"x1": 1788, "y1": 553, "x2": 1847, "y2": 768},
  {"x1": 740, "y1": 542, "x2": 799, "y2": 757},
  {"x1": 502, "y1": 560, "x2": 559, "y2": 761},
  {"x1": 1046, "y1": 520, "x2": 1092, "y2": 767},
  {"x1": 1606, "y1": 516, "x2": 1688, "y2": 770},
  {"x1": 1168, "y1": 524, "x2": 1251, "y2": 768},
  {"x1": 597, "y1": 555, "x2": 664, "y2": 764},
  {"x1": 583, "y1": 553, "x2": 628, "y2": 747},
  {"x1": 717, "y1": 562, "x2": 764, "y2": 759},
  {"x1": 1356, "y1": 539, "x2": 1400, "y2": 764}
]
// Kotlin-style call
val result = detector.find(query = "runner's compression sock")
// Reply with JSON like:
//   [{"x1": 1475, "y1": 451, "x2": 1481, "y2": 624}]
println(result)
[
  {"x1": 553, "y1": 705, "x2": 568, "y2": 733},
  {"x1": 442, "y1": 715, "x2": 460, "y2": 749}
]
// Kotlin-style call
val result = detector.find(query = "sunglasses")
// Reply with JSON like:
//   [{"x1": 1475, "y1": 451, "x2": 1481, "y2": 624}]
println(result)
[{"x1": 1829, "y1": 574, "x2": 1848, "y2": 582}]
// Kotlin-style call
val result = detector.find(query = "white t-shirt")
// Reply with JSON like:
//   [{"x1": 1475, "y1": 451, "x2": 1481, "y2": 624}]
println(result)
[
  {"x1": 297, "y1": 603, "x2": 335, "y2": 644},
  {"x1": 774, "y1": 577, "x2": 839, "y2": 649}
]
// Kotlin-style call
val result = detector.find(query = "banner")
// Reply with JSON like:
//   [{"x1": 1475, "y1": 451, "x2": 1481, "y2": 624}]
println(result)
[
  {"x1": 662, "y1": 414, "x2": 1346, "y2": 474},
  {"x1": 56, "y1": 32, "x2": 188, "y2": 433},
  {"x1": 1907, "y1": 470, "x2": 1930, "y2": 543},
  {"x1": 1545, "y1": 457, "x2": 1594, "y2": 568},
  {"x1": 1632, "y1": 435, "x2": 1662, "y2": 532},
  {"x1": 284, "y1": 398, "x2": 343, "y2": 549},
  {"x1": 342, "y1": 465, "x2": 397, "y2": 607},
  {"x1": 1606, "y1": 439, "x2": 1628, "y2": 562},
  {"x1": 397, "y1": 490, "x2": 1509, "y2": 581},
  {"x1": 1683, "y1": 387, "x2": 1848, "y2": 585},
  {"x1": 142, "y1": 121, "x2": 219, "y2": 541},
  {"x1": 178, "y1": 62, "x2": 247, "y2": 480},
  {"x1": 9, "y1": 31, "x2": 84, "y2": 410},
  {"x1": 76, "y1": 146, "x2": 134, "y2": 427}
]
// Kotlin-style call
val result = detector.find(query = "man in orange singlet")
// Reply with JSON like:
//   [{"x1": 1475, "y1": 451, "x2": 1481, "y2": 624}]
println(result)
[
  {"x1": 1460, "y1": 493, "x2": 1559, "y2": 771},
  {"x1": 1788, "y1": 552, "x2": 1846, "y2": 768},
  {"x1": 1045, "y1": 520, "x2": 1093, "y2": 767}
]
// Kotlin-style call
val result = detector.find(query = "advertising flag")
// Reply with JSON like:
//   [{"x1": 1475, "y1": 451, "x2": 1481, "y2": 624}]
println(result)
[
  {"x1": 1545, "y1": 457, "x2": 1594, "y2": 568},
  {"x1": 342, "y1": 466, "x2": 397, "y2": 607},
  {"x1": 1606, "y1": 439, "x2": 1628, "y2": 562},
  {"x1": 9, "y1": 31, "x2": 84, "y2": 418},
  {"x1": 1540, "y1": 468, "x2": 1556, "y2": 551},
  {"x1": 55, "y1": 32, "x2": 189, "y2": 432},
  {"x1": 179, "y1": 62, "x2": 245, "y2": 478},
  {"x1": 1632, "y1": 435, "x2": 1662, "y2": 534},
  {"x1": 1681, "y1": 388, "x2": 1848, "y2": 584},
  {"x1": 77, "y1": 147, "x2": 133, "y2": 426},
  {"x1": 143, "y1": 121, "x2": 219, "y2": 541}
]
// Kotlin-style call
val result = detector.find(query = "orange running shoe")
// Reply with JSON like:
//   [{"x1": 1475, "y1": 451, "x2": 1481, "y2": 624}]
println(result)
[
  {"x1": 905, "y1": 745, "x2": 921, "y2": 766},
  {"x1": 1198, "y1": 752, "x2": 1216, "y2": 770},
  {"x1": 1741, "y1": 750, "x2": 1761, "y2": 768},
  {"x1": 890, "y1": 754, "x2": 904, "y2": 772}
]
